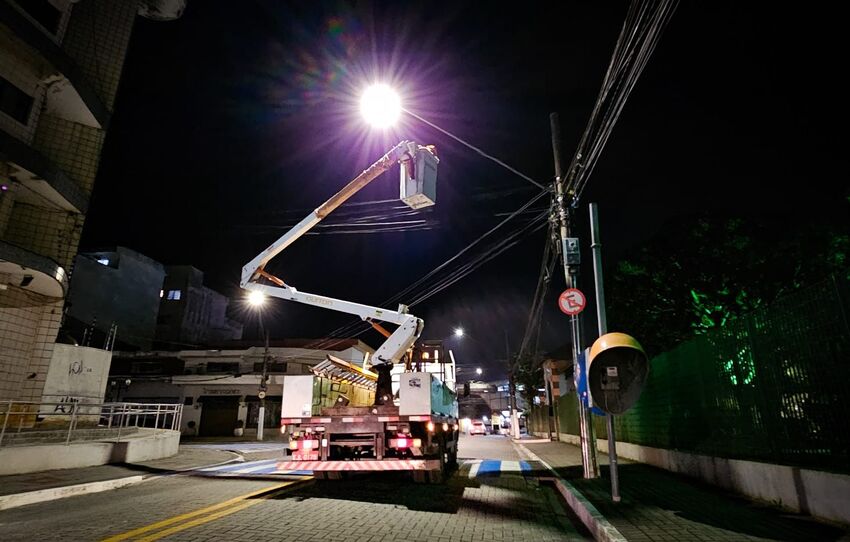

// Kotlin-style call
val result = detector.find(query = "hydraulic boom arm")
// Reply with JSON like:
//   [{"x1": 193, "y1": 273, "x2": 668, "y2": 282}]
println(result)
[{"x1": 241, "y1": 141, "x2": 437, "y2": 367}]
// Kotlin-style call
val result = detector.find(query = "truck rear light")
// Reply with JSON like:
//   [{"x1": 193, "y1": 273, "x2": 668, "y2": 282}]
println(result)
[
  {"x1": 303, "y1": 440, "x2": 319, "y2": 450},
  {"x1": 453, "y1": 424, "x2": 459, "y2": 431},
  {"x1": 280, "y1": 426, "x2": 287, "y2": 434},
  {"x1": 397, "y1": 438, "x2": 409, "y2": 448},
  {"x1": 413, "y1": 438, "x2": 422, "y2": 447},
  {"x1": 289, "y1": 440, "x2": 298, "y2": 450},
  {"x1": 321, "y1": 438, "x2": 328, "y2": 448},
  {"x1": 442, "y1": 423, "x2": 449, "y2": 431},
  {"x1": 426, "y1": 421, "x2": 435, "y2": 432}
]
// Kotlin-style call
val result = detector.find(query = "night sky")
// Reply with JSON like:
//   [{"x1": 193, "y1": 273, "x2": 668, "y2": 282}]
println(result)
[{"x1": 80, "y1": 2, "x2": 848, "y2": 379}]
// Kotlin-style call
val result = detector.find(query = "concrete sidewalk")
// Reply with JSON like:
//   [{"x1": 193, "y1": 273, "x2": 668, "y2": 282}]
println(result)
[
  {"x1": 0, "y1": 445, "x2": 239, "y2": 509},
  {"x1": 517, "y1": 440, "x2": 850, "y2": 542}
]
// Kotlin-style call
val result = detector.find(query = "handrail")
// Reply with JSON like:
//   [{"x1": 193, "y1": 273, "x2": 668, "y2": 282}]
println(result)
[{"x1": 0, "y1": 400, "x2": 183, "y2": 448}]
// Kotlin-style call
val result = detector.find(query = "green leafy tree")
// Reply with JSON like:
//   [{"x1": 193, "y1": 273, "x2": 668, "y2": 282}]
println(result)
[{"x1": 607, "y1": 214, "x2": 849, "y2": 355}]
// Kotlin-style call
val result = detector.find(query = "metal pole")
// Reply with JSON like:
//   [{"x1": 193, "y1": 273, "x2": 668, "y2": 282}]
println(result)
[
  {"x1": 0, "y1": 400, "x2": 11, "y2": 447},
  {"x1": 590, "y1": 202, "x2": 620, "y2": 502},
  {"x1": 257, "y1": 312, "x2": 269, "y2": 441},
  {"x1": 506, "y1": 330, "x2": 520, "y2": 439},
  {"x1": 551, "y1": 112, "x2": 598, "y2": 478},
  {"x1": 66, "y1": 405, "x2": 76, "y2": 445}
]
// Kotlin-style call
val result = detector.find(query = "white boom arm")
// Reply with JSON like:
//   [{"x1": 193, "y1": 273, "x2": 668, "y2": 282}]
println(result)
[{"x1": 241, "y1": 141, "x2": 429, "y2": 367}]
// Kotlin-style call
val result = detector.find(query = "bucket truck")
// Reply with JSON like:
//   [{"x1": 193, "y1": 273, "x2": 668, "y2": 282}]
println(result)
[{"x1": 240, "y1": 141, "x2": 459, "y2": 482}]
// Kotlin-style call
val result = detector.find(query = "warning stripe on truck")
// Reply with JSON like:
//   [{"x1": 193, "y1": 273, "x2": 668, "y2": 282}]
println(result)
[
  {"x1": 275, "y1": 459, "x2": 439, "y2": 471},
  {"x1": 281, "y1": 415, "x2": 455, "y2": 425}
]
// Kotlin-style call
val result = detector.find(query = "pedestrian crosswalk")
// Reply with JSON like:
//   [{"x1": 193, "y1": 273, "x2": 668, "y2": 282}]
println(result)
[
  {"x1": 465, "y1": 459, "x2": 533, "y2": 478},
  {"x1": 192, "y1": 458, "x2": 536, "y2": 479},
  {"x1": 196, "y1": 459, "x2": 312, "y2": 477}
]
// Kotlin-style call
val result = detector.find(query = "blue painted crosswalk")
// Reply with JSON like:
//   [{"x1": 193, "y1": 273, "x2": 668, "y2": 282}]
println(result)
[
  {"x1": 196, "y1": 459, "x2": 312, "y2": 476},
  {"x1": 193, "y1": 458, "x2": 532, "y2": 479},
  {"x1": 466, "y1": 459, "x2": 532, "y2": 478}
]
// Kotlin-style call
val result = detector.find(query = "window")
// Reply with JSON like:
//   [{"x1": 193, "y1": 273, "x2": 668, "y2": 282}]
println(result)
[
  {"x1": 206, "y1": 362, "x2": 239, "y2": 374},
  {"x1": 97, "y1": 258, "x2": 110, "y2": 266},
  {"x1": 130, "y1": 361, "x2": 164, "y2": 375},
  {"x1": 253, "y1": 362, "x2": 287, "y2": 374},
  {"x1": 14, "y1": 0, "x2": 62, "y2": 34},
  {"x1": 166, "y1": 290, "x2": 182, "y2": 300},
  {"x1": 0, "y1": 76, "x2": 34, "y2": 124}
]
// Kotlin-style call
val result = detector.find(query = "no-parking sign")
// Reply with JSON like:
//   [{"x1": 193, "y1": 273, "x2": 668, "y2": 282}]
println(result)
[{"x1": 558, "y1": 288, "x2": 586, "y2": 316}]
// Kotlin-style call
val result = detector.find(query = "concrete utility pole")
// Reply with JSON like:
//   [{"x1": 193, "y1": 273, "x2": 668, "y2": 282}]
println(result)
[
  {"x1": 506, "y1": 330, "x2": 520, "y2": 438},
  {"x1": 551, "y1": 112, "x2": 599, "y2": 479}
]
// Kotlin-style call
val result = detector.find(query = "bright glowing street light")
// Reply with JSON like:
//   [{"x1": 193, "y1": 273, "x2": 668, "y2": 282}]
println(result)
[
  {"x1": 454, "y1": 327, "x2": 464, "y2": 338},
  {"x1": 360, "y1": 84, "x2": 401, "y2": 128},
  {"x1": 247, "y1": 290, "x2": 265, "y2": 307},
  {"x1": 476, "y1": 367, "x2": 483, "y2": 376}
]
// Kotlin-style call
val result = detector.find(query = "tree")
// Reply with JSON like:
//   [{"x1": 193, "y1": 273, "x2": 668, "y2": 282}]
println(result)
[{"x1": 607, "y1": 214, "x2": 849, "y2": 355}]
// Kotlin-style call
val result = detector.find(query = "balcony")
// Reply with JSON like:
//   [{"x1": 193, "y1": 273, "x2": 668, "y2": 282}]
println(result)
[
  {"x1": 0, "y1": 240, "x2": 67, "y2": 298},
  {"x1": 0, "y1": 1, "x2": 110, "y2": 129},
  {"x1": 0, "y1": 128, "x2": 87, "y2": 213}
]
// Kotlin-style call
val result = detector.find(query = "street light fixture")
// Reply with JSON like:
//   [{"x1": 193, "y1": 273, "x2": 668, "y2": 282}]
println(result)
[
  {"x1": 476, "y1": 367, "x2": 483, "y2": 376},
  {"x1": 247, "y1": 290, "x2": 265, "y2": 307},
  {"x1": 454, "y1": 327, "x2": 464, "y2": 338},
  {"x1": 360, "y1": 84, "x2": 401, "y2": 128}
]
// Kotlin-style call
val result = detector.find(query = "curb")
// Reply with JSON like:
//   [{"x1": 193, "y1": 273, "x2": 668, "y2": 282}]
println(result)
[
  {"x1": 0, "y1": 451, "x2": 243, "y2": 511},
  {"x1": 513, "y1": 441, "x2": 627, "y2": 542},
  {"x1": 0, "y1": 475, "x2": 148, "y2": 511}
]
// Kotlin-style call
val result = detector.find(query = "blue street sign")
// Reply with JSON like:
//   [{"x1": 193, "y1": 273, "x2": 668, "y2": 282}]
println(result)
[{"x1": 576, "y1": 349, "x2": 606, "y2": 416}]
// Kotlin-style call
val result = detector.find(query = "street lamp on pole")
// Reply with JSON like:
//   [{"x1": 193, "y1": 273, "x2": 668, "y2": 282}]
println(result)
[{"x1": 248, "y1": 291, "x2": 269, "y2": 441}]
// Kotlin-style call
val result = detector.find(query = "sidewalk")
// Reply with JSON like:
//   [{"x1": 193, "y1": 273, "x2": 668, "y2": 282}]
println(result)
[
  {"x1": 517, "y1": 440, "x2": 849, "y2": 542},
  {"x1": 0, "y1": 444, "x2": 238, "y2": 509}
]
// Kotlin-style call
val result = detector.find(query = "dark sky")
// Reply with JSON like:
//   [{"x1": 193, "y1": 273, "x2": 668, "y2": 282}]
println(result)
[{"x1": 81, "y1": 1, "x2": 848, "y2": 379}]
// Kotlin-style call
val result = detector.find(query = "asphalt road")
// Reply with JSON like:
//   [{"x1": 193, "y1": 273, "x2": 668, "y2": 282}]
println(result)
[{"x1": 0, "y1": 435, "x2": 590, "y2": 541}]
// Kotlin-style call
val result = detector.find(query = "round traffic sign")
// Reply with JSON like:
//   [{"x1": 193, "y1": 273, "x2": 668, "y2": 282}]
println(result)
[{"x1": 558, "y1": 288, "x2": 586, "y2": 315}]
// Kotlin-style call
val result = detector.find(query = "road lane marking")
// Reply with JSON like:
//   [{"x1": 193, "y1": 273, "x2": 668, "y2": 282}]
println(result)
[
  {"x1": 135, "y1": 500, "x2": 258, "y2": 542},
  {"x1": 101, "y1": 480, "x2": 302, "y2": 541}
]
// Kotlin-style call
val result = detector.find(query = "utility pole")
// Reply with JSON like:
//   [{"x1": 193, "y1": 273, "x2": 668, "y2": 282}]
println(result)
[
  {"x1": 551, "y1": 112, "x2": 599, "y2": 479},
  {"x1": 506, "y1": 330, "x2": 520, "y2": 438},
  {"x1": 257, "y1": 313, "x2": 269, "y2": 441}
]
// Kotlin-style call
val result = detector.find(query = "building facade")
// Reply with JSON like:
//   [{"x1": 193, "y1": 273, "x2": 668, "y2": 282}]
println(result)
[
  {"x1": 0, "y1": 0, "x2": 184, "y2": 402},
  {"x1": 109, "y1": 339, "x2": 373, "y2": 437},
  {"x1": 65, "y1": 246, "x2": 166, "y2": 350},
  {"x1": 155, "y1": 265, "x2": 243, "y2": 348}
]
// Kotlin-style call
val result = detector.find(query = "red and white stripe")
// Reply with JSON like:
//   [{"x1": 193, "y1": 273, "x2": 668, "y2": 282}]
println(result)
[{"x1": 275, "y1": 459, "x2": 439, "y2": 472}]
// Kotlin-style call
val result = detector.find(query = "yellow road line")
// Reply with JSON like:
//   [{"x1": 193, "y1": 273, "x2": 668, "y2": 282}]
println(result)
[
  {"x1": 101, "y1": 480, "x2": 300, "y2": 542},
  {"x1": 135, "y1": 500, "x2": 259, "y2": 542}
]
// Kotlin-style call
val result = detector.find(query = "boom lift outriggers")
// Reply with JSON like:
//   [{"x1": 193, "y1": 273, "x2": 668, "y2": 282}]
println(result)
[{"x1": 240, "y1": 141, "x2": 458, "y2": 481}]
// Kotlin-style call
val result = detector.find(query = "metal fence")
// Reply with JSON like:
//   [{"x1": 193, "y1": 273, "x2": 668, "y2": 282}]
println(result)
[
  {"x1": 0, "y1": 401, "x2": 183, "y2": 448},
  {"x1": 535, "y1": 274, "x2": 850, "y2": 472}
]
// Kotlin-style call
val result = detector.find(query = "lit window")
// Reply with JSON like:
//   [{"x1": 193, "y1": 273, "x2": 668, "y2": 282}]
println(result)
[
  {"x1": 167, "y1": 290, "x2": 182, "y2": 300},
  {"x1": 97, "y1": 258, "x2": 109, "y2": 266},
  {"x1": 159, "y1": 290, "x2": 164, "y2": 298}
]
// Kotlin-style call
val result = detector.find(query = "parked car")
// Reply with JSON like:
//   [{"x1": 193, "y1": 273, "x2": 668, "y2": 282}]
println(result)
[{"x1": 469, "y1": 420, "x2": 488, "y2": 435}]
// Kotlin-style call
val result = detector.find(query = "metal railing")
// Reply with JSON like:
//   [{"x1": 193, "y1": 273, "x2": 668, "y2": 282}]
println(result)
[{"x1": 0, "y1": 401, "x2": 183, "y2": 448}]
